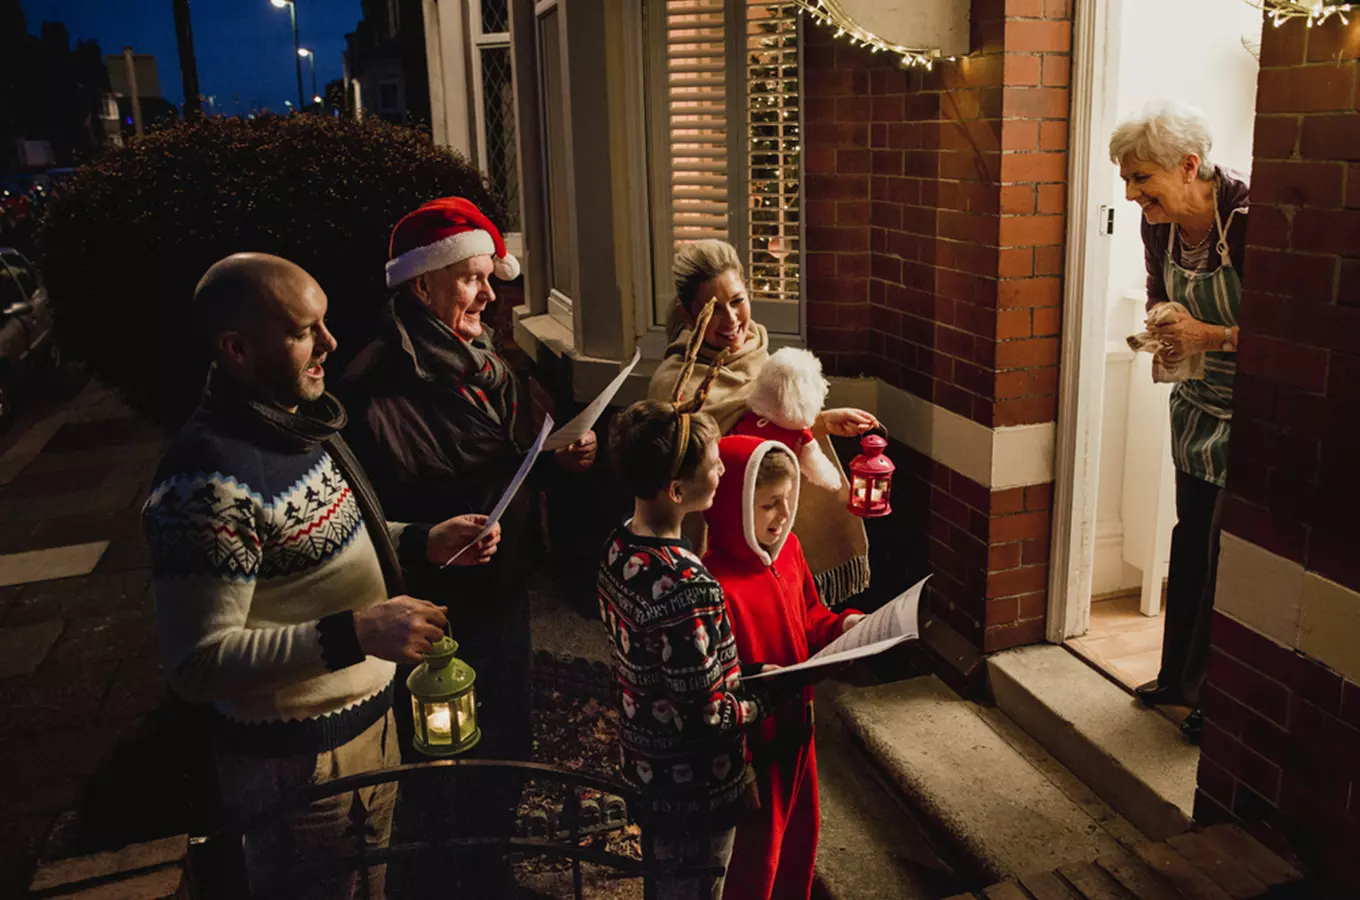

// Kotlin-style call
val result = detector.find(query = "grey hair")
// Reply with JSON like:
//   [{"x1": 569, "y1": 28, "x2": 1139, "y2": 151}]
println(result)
[
  {"x1": 1108, "y1": 101, "x2": 1215, "y2": 179},
  {"x1": 673, "y1": 239, "x2": 743, "y2": 313}
]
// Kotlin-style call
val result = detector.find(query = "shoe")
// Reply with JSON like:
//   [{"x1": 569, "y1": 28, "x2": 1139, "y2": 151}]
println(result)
[
  {"x1": 1181, "y1": 709, "x2": 1204, "y2": 744},
  {"x1": 1135, "y1": 680, "x2": 1184, "y2": 708}
]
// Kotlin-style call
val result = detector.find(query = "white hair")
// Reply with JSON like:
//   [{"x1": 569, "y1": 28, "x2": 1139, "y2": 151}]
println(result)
[{"x1": 1108, "y1": 101, "x2": 1215, "y2": 179}]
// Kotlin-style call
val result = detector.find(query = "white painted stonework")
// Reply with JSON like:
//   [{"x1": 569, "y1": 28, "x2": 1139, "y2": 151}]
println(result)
[
  {"x1": 827, "y1": 377, "x2": 1055, "y2": 490},
  {"x1": 1215, "y1": 533, "x2": 1305, "y2": 649},
  {"x1": 837, "y1": 0, "x2": 971, "y2": 58},
  {"x1": 1215, "y1": 532, "x2": 1360, "y2": 684}
]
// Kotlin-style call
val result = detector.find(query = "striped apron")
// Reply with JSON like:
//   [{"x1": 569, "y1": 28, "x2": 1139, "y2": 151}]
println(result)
[{"x1": 1163, "y1": 198, "x2": 1241, "y2": 487}]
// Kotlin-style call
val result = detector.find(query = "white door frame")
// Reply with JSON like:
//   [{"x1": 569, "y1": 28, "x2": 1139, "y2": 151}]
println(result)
[{"x1": 1046, "y1": 0, "x2": 1122, "y2": 642}]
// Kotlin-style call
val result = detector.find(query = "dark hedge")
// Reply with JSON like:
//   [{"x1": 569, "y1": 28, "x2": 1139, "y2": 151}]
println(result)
[{"x1": 35, "y1": 115, "x2": 501, "y2": 424}]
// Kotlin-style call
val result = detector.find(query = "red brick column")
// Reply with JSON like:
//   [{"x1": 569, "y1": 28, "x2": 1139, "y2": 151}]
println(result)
[
  {"x1": 1193, "y1": 15, "x2": 1360, "y2": 894},
  {"x1": 803, "y1": 0, "x2": 1071, "y2": 655}
]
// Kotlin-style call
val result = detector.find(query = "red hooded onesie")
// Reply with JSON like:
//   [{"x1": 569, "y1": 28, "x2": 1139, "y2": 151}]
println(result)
[{"x1": 704, "y1": 435, "x2": 859, "y2": 900}]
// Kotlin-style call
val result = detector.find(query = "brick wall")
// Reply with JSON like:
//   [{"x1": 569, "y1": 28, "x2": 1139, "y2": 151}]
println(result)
[
  {"x1": 1194, "y1": 15, "x2": 1360, "y2": 895},
  {"x1": 803, "y1": 0, "x2": 1070, "y2": 653}
]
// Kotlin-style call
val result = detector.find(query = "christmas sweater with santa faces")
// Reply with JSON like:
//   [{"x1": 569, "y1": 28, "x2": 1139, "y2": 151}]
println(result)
[{"x1": 597, "y1": 524, "x2": 764, "y2": 826}]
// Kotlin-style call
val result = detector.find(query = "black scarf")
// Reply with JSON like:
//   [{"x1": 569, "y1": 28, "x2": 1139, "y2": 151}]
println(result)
[
  {"x1": 389, "y1": 292, "x2": 519, "y2": 436},
  {"x1": 201, "y1": 367, "x2": 407, "y2": 596}
]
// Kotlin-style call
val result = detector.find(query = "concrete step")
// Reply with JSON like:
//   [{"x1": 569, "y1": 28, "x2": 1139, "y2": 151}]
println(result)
[
  {"x1": 835, "y1": 675, "x2": 1141, "y2": 885},
  {"x1": 812, "y1": 678, "x2": 969, "y2": 900},
  {"x1": 987, "y1": 645, "x2": 1197, "y2": 841}
]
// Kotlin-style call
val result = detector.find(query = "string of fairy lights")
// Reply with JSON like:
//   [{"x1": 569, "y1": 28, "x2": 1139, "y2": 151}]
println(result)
[
  {"x1": 1247, "y1": 1, "x2": 1354, "y2": 26},
  {"x1": 790, "y1": 0, "x2": 949, "y2": 69}
]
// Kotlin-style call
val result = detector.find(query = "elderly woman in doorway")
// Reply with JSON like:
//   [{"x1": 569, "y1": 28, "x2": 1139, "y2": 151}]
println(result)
[
  {"x1": 647, "y1": 239, "x2": 878, "y2": 606},
  {"x1": 1110, "y1": 102, "x2": 1248, "y2": 744}
]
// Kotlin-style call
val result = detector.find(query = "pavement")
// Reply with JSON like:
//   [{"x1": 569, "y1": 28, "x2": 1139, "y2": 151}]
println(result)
[
  {"x1": 0, "y1": 380, "x2": 615, "y2": 896},
  {"x1": 0, "y1": 381, "x2": 169, "y2": 897}
]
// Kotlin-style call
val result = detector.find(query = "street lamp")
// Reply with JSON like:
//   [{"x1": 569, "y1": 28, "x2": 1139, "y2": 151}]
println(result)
[
  {"x1": 298, "y1": 48, "x2": 319, "y2": 111},
  {"x1": 270, "y1": 0, "x2": 304, "y2": 112}
]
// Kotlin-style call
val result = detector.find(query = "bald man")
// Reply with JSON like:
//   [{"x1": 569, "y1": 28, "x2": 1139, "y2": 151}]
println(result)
[{"x1": 142, "y1": 253, "x2": 500, "y2": 899}]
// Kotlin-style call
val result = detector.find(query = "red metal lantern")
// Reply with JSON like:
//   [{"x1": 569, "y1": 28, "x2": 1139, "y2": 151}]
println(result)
[{"x1": 847, "y1": 429, "x2": 894, "y2": 517}]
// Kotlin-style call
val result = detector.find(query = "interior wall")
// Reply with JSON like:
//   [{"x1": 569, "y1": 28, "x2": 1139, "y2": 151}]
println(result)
[{"x1": 1090, "y1": 0, "x2": 1263, "y2": 600}]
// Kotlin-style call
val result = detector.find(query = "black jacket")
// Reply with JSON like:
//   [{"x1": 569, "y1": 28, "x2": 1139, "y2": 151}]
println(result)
[{"x1": 336, "y1": 304, "x2": 536, "y2": 622}]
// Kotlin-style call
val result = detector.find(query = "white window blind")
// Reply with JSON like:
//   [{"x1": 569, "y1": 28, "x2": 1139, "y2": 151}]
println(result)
[
  {"x1": 647, "y1": 0, "x2": 802, "y2": 328},
  {"x1": 665, "y1": 0, "x2": 730, "y2": 244}
]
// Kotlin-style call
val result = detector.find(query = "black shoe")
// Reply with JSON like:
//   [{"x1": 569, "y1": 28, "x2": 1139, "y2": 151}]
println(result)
[
  {"x1": 1135, "y1": 680, "x2": 1184, "y2": 708},
  {"x1": 1180, "y1": 709, "x2": 1204, "y2": 744}
]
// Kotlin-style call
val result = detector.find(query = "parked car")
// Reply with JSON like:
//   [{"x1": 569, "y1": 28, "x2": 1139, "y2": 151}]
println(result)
[{"x1": 0, "y1": 247, "x2": 59, "y2": 428}]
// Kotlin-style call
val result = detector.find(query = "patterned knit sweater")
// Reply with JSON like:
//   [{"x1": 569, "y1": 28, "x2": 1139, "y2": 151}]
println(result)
[
  {"x1": 143, "y1": 409, "x2": 421, "y2": 758},
  {"x1": 597, "y1": 523, "x2": 763, "y2": 827}
]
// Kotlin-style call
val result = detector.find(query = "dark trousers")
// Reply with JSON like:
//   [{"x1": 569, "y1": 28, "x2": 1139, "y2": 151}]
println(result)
[{"x1": 1158, "y1": 470, "x2": 1225, "y2": 707}]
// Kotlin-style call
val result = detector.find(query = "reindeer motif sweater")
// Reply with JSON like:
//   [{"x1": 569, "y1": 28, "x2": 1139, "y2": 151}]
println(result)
[
  {"x1": 597, "y1": 523, "x2": 763, "y2": 827},
  {"x1": 142, "y1": 407, "x2": 422, "y2": 758}
]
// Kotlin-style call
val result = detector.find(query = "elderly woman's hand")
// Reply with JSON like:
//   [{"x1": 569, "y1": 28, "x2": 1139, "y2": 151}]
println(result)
[
  {"x1": 1148, "y1": 306, "x2": 1217, "y2": 358},
  {"x1": 818, "y1": 408, "x2": 879, "y2": 438},
  {"x1": 428, "y1": 514, "x2": 501, "y2": 566},
  {"x1": 554, "y1": 430, "x2": 597, "y2": 473}
]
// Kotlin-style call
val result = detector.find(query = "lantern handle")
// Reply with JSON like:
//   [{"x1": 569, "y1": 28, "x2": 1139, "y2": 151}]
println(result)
[{"x1": 864, "y1": 424, "x2": 888, "y2": 441}]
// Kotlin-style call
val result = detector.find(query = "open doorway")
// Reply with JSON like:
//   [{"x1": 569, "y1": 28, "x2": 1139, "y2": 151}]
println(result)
[{"x1": 1050, "y1": 0, "x2": 1262, "y2": 698}]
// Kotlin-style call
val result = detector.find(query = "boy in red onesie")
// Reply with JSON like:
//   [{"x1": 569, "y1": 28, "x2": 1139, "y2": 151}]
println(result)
[{"x1": 703, "y1": 435, "x2": 865, "y2": 900}]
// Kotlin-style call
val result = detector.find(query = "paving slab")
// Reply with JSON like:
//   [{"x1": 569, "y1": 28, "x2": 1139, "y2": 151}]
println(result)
[
  {"x1": 47, "y1": 611, "x2": 159, "y2": 666},
  {"x1": 0, "y1": 660, "x2": 119, "y2": 737},
  {"x1": 0, "y1": 482, "x2": 143, "y2": 522},
  {"x1": 2, "y1": 571, "x2": 152, "y2": 627},
  {"x1": 987, "y1": 645, "x2": 1196, "y2": 840},
  {"x1": 0, "y1": 619, "x2": 65, "y2": 678},
  {"x1": 0, "y1": 541, "x2": 109, "y2": 589},
  {"x1": 835, "y1": 676, "x2": 1127, "y2": 884}
]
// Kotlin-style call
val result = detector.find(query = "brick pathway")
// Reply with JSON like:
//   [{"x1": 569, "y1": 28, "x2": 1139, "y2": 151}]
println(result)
[
  {"x1": 943, "y1": 822, "x2": 1305, "y2": 900},
  {"x1": 0, "y1": 383, "x2": 173, "y2": 896}
]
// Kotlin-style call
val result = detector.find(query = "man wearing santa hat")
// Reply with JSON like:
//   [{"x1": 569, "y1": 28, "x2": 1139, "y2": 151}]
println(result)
[{"x1": 338, "y1": 197, "x2": 596, "y2": 893}]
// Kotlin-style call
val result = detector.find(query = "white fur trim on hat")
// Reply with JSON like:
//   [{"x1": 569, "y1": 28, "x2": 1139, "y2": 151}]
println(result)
[
  {"x1": 493, "y1": 252, "x2": 521, "y2": 281},
  {"x1": 748, "y1": 347, "x2": 829, "y2": 430},
  {"x1": 742, "y1": 440, "x2": 801, "y2": 566},
  {"x1": 386, "y1": 229, "x2": 500, "y2": 287},
  {"x1": 800, "y1": 440, "x2": 844, "y2": 492}
]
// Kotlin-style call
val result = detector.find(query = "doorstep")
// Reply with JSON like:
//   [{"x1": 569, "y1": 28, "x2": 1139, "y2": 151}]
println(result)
[
  {"x1": 813, "y1": 677, "x2": 967, "y2": 900},
  {"x1": 987, "y1": 644, "x2": 1197, "y2": 841},
  {"x1": 834, "y1": 675, "x2": 1140, "y2": 885}
]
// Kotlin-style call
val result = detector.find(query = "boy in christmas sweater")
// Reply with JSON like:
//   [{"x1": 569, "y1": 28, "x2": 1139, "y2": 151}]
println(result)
[
  {"x1": 599, "y1": 398, "x2": 774, "y2": 900},
  {"x1": 704, "y1": 435, "x2": 864, "y2": 900}
]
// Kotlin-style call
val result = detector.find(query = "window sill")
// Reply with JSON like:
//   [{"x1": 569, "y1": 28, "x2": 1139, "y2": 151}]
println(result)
[{"x1": 512, "y1": 305, "x2": 658, "y2": 406}]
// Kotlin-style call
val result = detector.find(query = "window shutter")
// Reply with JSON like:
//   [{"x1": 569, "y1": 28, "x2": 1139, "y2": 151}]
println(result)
[
  {"x1": 647, "y1": 0, "x2": 802, "y2": 331},
  {"x1": 665, "y1": 0, "x2": 730, "y2": 245}
]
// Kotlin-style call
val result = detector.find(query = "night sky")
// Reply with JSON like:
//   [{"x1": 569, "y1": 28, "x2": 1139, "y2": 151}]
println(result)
[{"x1": 20, "y1": 0, "x2": 364, "y2": 114}]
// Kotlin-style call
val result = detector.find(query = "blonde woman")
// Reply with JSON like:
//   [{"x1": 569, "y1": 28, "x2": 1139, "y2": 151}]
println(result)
[{"x1": 647, "y1": 239, "x2": 877, "y2": 606}]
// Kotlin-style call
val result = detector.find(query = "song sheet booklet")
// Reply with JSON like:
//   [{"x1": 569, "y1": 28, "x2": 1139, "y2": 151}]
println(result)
[{"x1": 741, "y1": 574, "x2": 929, "y2": 682}]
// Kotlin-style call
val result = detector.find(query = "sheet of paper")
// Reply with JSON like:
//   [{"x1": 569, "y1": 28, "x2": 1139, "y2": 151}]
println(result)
[
  {"x1": 741, "y1": 575, "x2": 930, "y2": 683},
  {"x1": 812, "y1": 574, "x2": 929, "y2": 659},
  {"x1": 442, "y1": 414, "x2": 554, "y2": 567},
  {"x1": 740, "y1": 633, "x2": 914, "y2": 682},
  {"x1": 542, "y1": 349, "x2": 642, "y2": 452}
]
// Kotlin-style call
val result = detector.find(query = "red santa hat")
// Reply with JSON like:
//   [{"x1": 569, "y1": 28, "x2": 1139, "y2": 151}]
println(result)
[{"x1": 385, "y1": 196, "x2": 521, "y2": 288}]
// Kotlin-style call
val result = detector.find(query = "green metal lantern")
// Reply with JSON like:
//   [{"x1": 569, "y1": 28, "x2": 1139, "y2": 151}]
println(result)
[{"x1": 406, "y1": 636, "x2": 480, "y2": 757}]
